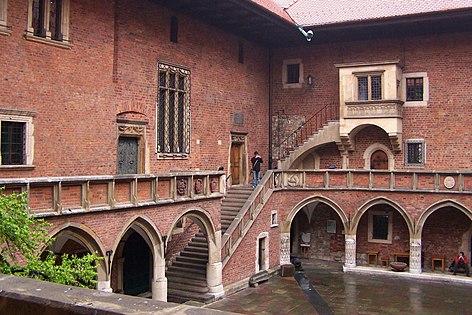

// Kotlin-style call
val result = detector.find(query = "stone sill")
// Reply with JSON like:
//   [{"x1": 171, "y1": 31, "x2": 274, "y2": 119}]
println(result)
[
  {"x1": 24, "y1": 33, "x2": 72, "y2": 49},
  {"x1": 0, "y1": 164, "x2": 35, "y2": 170}
]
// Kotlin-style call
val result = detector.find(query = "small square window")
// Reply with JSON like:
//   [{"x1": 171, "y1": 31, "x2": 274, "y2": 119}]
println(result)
[
  {"x1": 405, "y1": 139, "x2": 425, "y2": 167},
  {"x1": 402, "y1": 72, "x2": 429, "y2": 106},
  {"x1": 0, "y1": 110, "x2": 35, "y2": 167},
  {"x1": 406, "y1": 78, "x2": 423, "y2": 101},
  {"x1": 282, "y1": 59, "x2": 303, "y2": 88}
]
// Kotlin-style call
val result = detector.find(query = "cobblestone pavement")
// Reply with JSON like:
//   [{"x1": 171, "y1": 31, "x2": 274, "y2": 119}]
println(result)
[{"x1": 206, "y1": 260, "x2": 472, "y2": 315}]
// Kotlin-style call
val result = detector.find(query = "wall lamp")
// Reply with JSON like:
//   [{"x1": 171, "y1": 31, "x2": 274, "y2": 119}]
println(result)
[
  {"x1": 105, "y1": 250, "x2": 113, "y2": 275},
  {"x1": 307, "y1": 74, "x2": 313, "y2": 86}
]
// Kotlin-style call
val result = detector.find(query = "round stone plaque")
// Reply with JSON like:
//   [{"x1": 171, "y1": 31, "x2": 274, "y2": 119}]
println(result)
[{"x1": 444, "y1": 176, "x2": 455, "y2": 189}]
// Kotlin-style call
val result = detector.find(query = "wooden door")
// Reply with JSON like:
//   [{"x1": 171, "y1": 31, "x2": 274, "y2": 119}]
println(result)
[
  {"x1": 118, "y1": 137, "x2": 138, "y2": 174},
  {"x1": 230, "y1": 144, "x2": 241, "y2": 185},
  {"x1": 370, "y1": 150, "x2": 388, "y2": 170}
]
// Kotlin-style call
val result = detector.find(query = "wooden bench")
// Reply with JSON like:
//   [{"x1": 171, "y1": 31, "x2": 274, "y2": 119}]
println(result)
[{"x1": 367, "y1": 251, "x2": 379, "y2": 267}]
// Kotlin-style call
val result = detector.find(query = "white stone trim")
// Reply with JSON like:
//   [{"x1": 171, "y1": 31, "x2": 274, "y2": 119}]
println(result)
[
  {"x1": 255, "y1": 232, "x2": 269, "y2": 273},
  {"x1": 0, "y1": 0, "x2": 10, "y2": 36},
  {"x1": 363, "y1": 143, "x2": 394, "y2": 170},
  {"x1": 404, "y1": 138, "x2": 426, "y2": 167},
  {"x1": 270, "y1": 211, "x2": 278, "y2": 227},
  {"x1": 401, "y1": 72, "x2": 429, "y2": 107}
]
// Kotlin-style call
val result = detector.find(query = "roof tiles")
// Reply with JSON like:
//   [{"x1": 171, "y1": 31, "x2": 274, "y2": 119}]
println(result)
[{"x1": 285, "y1": 0, "x2": 472, "y2": 26}]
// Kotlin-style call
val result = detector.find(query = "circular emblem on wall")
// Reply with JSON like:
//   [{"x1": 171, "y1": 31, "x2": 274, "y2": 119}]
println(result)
[{"x1": 443, "y1": 176, "x2": 455, "y2": 189}]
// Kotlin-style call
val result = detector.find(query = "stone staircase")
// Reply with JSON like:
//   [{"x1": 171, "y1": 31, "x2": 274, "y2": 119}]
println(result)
[
  {"x1": 166, "y1": 232, "x2": 214, "y2": 303},
  {"x1": 221, "y1": 186, "x2": 253, "y2": 234}
]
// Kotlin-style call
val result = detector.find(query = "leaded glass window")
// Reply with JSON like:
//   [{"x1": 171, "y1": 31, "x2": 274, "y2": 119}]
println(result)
[
  {"x1": 157, "y1": 63, "x2": 190, "y2": 155},
  {"x1": 1, "y1": 121, "x2": 25, "y2": 165},
  {"x1": 357, "y1": 74, "x2": 382, "y2": 101},
  {"x1": 406, "y1": 77, "x2": 423, "y2": 101}
]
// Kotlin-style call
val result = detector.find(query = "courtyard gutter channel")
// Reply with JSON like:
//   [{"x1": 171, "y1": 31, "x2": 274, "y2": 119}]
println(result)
[{"x1": 294, "y1": 271, "x2": 334, "y2": 315}]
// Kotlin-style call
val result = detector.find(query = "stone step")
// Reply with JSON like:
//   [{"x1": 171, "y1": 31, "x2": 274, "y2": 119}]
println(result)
[
  {"x1": 172, "y1": 260, "x2": 207, "y2": 270},
  {"x1": 175, "y1": 255, "x2": 208, "y2": 264},
  {"x1": 180, "y1": 250, "x2": 208, "y2": 259},
  {"x1": 185, "y1": 245, "x2": 208, "y2": 254},
  {"x1": 167, "y1": 289, "x2": 215, "y2": 304},
  {"x1": 167, "y1": 280, "x2": 209, "y2": 294},
  {"x1": 168, "y1": 265, "x2": 206, "y2": 275},
  {"x1": 166, "y1": 270, "x2": 206, "y2": 281}
]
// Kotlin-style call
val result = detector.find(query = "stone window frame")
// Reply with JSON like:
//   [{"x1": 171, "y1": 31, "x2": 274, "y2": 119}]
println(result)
[
  {"x1": 0, "y1": 0, "x2": 11, "y2": 36},
  {"x1": 25, "y1": 0, "x2": 72, "y2": 49},
  {"x1": 282, "y1": 58, "x2": 303, "y2": 88},
  {"x1": 156, "y1": 62, "x2": 191, "y2": 159},
  {"x1": 363, "y1": 143, "x2": 394, "y2": 171},
  {"x1": 270, "y1": 211, "x2": 278, "y2": 227},
  {"x1": 354, "y1": 71, "x2": 385, "y2": 101},
  {"x1": 368, "y1": 210, "x2": 393, "y2": 244},
  {"x1": 401, "y1": 72, "x2": 429, "y2": 107},
  {"x1": 0, "y1": 109, "x2": 36, "y2": 169},
  {"x1": 404, "y1": 139, "x2": 426, "y2": 167}
]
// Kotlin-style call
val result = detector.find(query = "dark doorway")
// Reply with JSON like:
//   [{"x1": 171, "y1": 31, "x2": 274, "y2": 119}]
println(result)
[
  {"x1": 118, "y1": 137, "x2": 138, "y2": 174},
  {"x1": 123, "y1": 232, "x2": 151, "y2": 296},
  {"x1": 258, "y1": 237, "x2": 266, "y2": 271}
]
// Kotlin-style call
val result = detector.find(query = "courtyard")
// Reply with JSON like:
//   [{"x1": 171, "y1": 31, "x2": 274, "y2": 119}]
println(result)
[{"x1": 206, "y1": 260, "x2": 472, "y2": 315}]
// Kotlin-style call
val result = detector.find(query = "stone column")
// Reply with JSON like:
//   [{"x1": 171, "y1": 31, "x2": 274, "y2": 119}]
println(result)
[
  {"x1": 207, "y1": 262, "x2": 224, "y2": 298},
  {"x1": 280, "y1": 232, "x2": 291, "y2": 265},
  {"x1": 409, "y1": 239, "x2": 422, "y2": 274},
  {"x1": 152, "y1": 259, "x2": 167, "y2": 301},
  {"x1": 344, "y1": 235, "x2": 356, "y2": 268},
  {"x1": 97, "y1": 280, "x2": 112, "y2": 293}
]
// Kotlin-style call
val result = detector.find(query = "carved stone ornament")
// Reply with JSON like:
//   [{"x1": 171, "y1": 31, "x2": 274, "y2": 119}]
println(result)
[
  {"x1": 287, "y1": 174, "x2": 300, "y2": 187},
  {"x1": 444, "y1": 176, "x2": 455, "y2": 189},
  {"x1": 177, "y1": 179, "x2": 187, "y2": 196},
  {"x1": 210, "y1": 178, "x2": 218, "y2": 193},
  {"x1": 118, "y1": 125, "x2": 145, "y2": 136},
  {"x1": 231, "y1": 134, "x2": 246, "y2": 143},
  {"x1": 194, "y1": 178, "x2": 204, "y2": 194}
]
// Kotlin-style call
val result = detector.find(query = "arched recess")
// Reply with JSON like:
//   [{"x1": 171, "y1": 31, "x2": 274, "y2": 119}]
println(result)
[
  {"x1": 340, "y1": 122, "x2": 402, "y2": 154},
  {"x1": 286, "y1": 196, "x2": 349, "y2": 261},
  {"x1": 111, "y1": 216, "x2": 163, "y2": 299},
  {"x1": 47, "y1": 223, "x2": 107, "y2": 288},
  {"x1": 363, "y1": 143, "x2": 394, "y2": 170},
  {"x1": 291, "y1": 151, "x2": 320, "y2": 170},
  {"x1": 416, "y1": 200, "x2": 472, "y2": 271},
  {"x1": 350, "y1": 197, "x2": 414, "y2": 237},
  {"x1": 164, "y1": 207, "x2": 223, "y2": 303}
]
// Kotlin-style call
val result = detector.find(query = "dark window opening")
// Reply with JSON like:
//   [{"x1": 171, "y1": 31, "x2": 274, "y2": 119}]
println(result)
[
  {"x1": 372, "y1": 214, "x2": 389, "y2": 240},
  {"x1": 358, "y1": 76, "x2": 368, "y2": 101},
  {"x1": 170, "y1": 16, "x2": 178, "y2": 43},
  {"x1": 1, "y1": 121, "x2": 25, "y2": 165},
  {"x1": 32, "y1": 0, "x2": 46, "y2": 37},
  {"x1": 406, "y1": 77, "x2": 423, "y2": 101},
  {"x1": 371, "y1": 75, "x2": 382, "y2": 100},
  {"x1": 286, "y1": 64, "x2": 300, "y2": 84},
  {"x1": 407, "y1": 142, "x2": 423, "y2": 164},
  {"x1": 358, "y1": 75, "x2": 382, "y2": 101},
  {"x1": 49, "y1": 0, "x2": 63, "y2": 41},
  {"x1": 238, "y1": 41, "x2": 244, "y2": 64}
]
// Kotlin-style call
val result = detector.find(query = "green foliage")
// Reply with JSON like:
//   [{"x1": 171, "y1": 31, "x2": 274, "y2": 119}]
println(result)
[{"x1": 0, "y1": 189, "x2": 102, "y2": 289}]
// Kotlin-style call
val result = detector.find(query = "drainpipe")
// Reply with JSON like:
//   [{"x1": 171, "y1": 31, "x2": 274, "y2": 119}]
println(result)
[{"x1": 268, "y1": 47, "x2": 273, "y2": 170}]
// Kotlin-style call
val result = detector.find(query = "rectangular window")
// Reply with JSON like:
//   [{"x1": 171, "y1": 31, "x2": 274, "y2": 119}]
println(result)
[
  {"x1": 27, "y1": 0, "x2": 70, "y2": 45},
  {"x1": 357, "y1": 74, "x2": 382, "y2": 101},
  {"x1": 286, "y1": 64, "x2": 300, "y2": 84},
  {"x1": 0, "y1": 0, "x2": 6, "y2": 25},
  {"x1": 406, "y1": 77, "x2": 423, "y2": 101},
  {"x1": 238, "y1": 41, "x2": 244, "y2": 64},
  {"x1": 170, "y1": 16, "x2": 178, "y2": 43},
  {"x1": 1, "y1": 122, "x2": 25, "y2": 165},
  {"x1": 368, "y1": 210, "x2": 392, "y2": 244},
  {"x1": 405, "y1": 139, "x2": 425, "y2": 166},
  {"x1": 157, "y1": 63, "x2": 190, "y2": 156}
]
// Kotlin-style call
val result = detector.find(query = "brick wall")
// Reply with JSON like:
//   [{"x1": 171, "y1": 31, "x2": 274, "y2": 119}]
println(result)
[{"x1": 272, "y1": 31, "x2": 472, "y2": 171}]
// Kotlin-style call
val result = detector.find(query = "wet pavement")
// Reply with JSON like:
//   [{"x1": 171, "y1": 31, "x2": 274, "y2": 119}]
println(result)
[{"x1": 206, "y1": 260, "x2": 472, "y2": 315}]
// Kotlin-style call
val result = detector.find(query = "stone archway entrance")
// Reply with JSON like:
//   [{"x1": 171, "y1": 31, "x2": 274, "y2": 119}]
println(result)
[{"x1": 290, "y1": 201, "x2": 346, "y2": 262}]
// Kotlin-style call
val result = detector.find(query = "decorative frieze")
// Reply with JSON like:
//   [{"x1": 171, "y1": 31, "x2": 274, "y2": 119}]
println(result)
[{"x1": 345, "y1": 100, "x2": 404, "y2": 118}]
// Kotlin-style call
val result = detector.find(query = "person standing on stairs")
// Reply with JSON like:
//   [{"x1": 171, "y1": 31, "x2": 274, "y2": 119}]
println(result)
[{"x1": 251, "y1": 151, "x2": 263, "y2": 188}]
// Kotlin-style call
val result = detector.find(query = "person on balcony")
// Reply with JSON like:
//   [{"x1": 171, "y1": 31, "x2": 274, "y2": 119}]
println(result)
[
  {"x1": 453, "y1": 251, "x2": 470, "y2": 276},
  {"x1": 251, "y1": 151, "x2": 263, "y2": 188}
]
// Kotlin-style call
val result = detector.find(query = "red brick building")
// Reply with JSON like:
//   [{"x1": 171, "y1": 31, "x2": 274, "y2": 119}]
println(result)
[{"x1": 1, "y1": 0, "x2": 471, "y2": 303}]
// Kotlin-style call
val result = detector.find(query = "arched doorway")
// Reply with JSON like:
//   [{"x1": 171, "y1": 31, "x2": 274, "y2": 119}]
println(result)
[
  {"x1": 290, "y1": 201, "x2": 346, "y2": 262},
  {"x1": 164, "y1": 209, "x2": 223, "y2": 303},
  {"x1": 122, "y1": 231, "x2": 152, "y2": 296},
  {"x1": 355, "y1": 204, "x2": 411, "y2": 267},
  {"x1": 421, "y1": 206, "x2": 472, "y2": 272}
]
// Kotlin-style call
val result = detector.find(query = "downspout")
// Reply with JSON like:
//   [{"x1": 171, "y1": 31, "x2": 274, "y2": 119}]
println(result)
[{"x1": 268, "y1": 47, "x2": 273, "y2": 170}]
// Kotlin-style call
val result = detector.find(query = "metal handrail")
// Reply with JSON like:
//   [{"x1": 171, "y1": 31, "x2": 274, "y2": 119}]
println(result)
[{"x1": 277, "y1": 103, "x2": 338, "y2": 160}]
